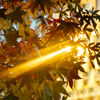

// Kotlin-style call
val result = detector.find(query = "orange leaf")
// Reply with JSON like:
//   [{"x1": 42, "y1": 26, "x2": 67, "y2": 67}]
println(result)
[
  {"x1": 25, "y1": 0, "x2": 36, "y2": 14},
  {"x1": 18, "y1": 40, "x2": 32, "y2": 55},
  {"x1": 5, "y1": 46, "x2": 19, "y2": 57}
]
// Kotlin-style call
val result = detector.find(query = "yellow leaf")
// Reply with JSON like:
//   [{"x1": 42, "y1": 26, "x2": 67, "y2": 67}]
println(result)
[
  {"x1": 44, "y1": 6, "x2": 48, "y2": 14},
  {"x1": 11, "y1": 84, "x2": 18, "y2": 95},
  {"x1": 33, "y1": 83, "x2": 39, "y2": 93},
  {"x1": 25, "y1": 26, "x2": 32, "y2": 32},
  {"x1": 26, "y1": 9, "x2": 32, "y2": 17},
  {"x1": 32, "y1": 8, "x2": 38, "y2": 20},
  {"x1": 25, "y1": 26, "x2": 35, "y2": 37},
  {"x1": 6, "y1": 55, "x2": 10, "y2": 63},
  {"x1": 0, "y1": 46, "x2": 5, "y2": 54},
  {"x1": 50, "y1": 8, "x2": 53, "y2": 17},
  {"x1": 19, "y1": 23, "x2": 25, "y2": 40}
]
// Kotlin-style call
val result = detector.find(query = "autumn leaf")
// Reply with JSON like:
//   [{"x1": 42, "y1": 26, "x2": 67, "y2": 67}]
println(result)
[
  {"x1": 3, "y1": 2, "x2": 12, "y2": 9},
  {"x1": 71, "y1": 12, "x2": 79, "y2": 24},
  {"x1": 0, "y1": 8, "x2": 7, "y2": 19},
  {"x1": 19, "y1": 23, "x2": 25, "y2": 41},
  {"x1": 69, "y1": 67, "x2": 81, "y2": 79},
  {"x1": 5, "y1": 77, "x2": 17, "y2": 89},
  {"x1": 3, "y1": 93, "x2": 19, "y2": 100},
  {"x1": 7, "y1": 6, "x2": 26, "y2": 24},
  {"x1": 27, "y1": 35, "x2": 38, "y2": 45},
  {"x1": 26, "y1": 0, "x2": 54, "y2": 14},
  {"x1": 39, "y1": 70, "x2": 54, "y2": 85},
  {"x1": 19, "y1": 74, "x2": 35, "y2": 90},
  {"x1": 10, "y1": 0, "x2": 23, "y2": 2},
  {"x1": 57, "y1": 20, "x2": 80, "y2": 37},
  {"x1": 46, "y1": 26, "x2": 58, "y2": 40},
  {"x1": 18, "y1": 40, "x2": 33, "y2": 55},
  {"x1": 43, "y1": 85, "x2": 53, "y2": 100},
  {"x1": 25, "y1": 26, "x2": 35, "y2": 38},
  {"x1": 0, "y1": 63, "x2": 8, "y2": 72},
  {"x1": 3, "y1": 32, "x2": 22, "y2": 46},
  {"x1": 5, "y1": 46, "x2": 19, "y2": 57},
  {"x1": 25, "y1": 0, "x2": 36, "y2": 14},
  {"x1": 53, "y1": 81, "x2": 69, "y2": 100},
  {"x1": 0, "y1": 54, "x2": 6, "y2": 59},
  {"x1": 0, "y1": 46, "x2": 6, "y2": 55},
  {"x1": 41, "y1": 0, "x2": 54, "y2": 13},
  {"x1": 46, "y1": 25, "x2": 64, "y2": 41},
  {"x1": 67, "y1": 71, "x2": 73, "y2": 88}
]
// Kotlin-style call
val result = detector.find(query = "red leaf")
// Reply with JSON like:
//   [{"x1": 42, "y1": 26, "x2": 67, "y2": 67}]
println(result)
[
  {"x1": 18, "y1": 40, "x2": 33, "y2": 55},
  {"x1": 67, "y1": 71, "x2": 73, "y2": 88},
  {"x1": 5, "y1": 46, "x2": 19, "y2": 57}
]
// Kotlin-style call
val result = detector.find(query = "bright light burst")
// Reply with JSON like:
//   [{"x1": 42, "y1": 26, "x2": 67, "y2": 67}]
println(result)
[
  {"x1": 64, "y1": 46, "x2": 71, "y2": 51},
  {"x1": 91, "y1": 31, "x2": 96, "y2": 36},
  {"x1": 77, "y1": 46, "x2": 84, "y2": 56},
  {"x1": 74, "y1": 36, "x2": 78, "y2": 41}
]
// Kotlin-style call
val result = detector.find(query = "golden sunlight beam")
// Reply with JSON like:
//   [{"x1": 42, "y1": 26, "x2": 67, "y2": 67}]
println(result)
[
  {"x1": 11, "y1": 47, "x2": 70, "y2": 77},
  {"x1": 1, "y1": 45, "x2": 72, "y2": 80},
  {"x1": 1, "y1": 41, "x2": 84, "y2": 81}
]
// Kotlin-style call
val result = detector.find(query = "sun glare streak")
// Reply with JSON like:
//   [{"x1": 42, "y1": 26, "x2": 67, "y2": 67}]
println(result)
[
  {"x1": 1, "y1": 42, "x2": 84, "y2": 81},
  {"x1": 1, "y1": 46, "x2": 72, "y2": 80},
  {"x1": 11, "y1": 48, "x2": 69, "y2": 76}
]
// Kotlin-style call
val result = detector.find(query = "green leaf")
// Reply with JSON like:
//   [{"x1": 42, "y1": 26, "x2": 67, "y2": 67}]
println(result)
[
  {"x1": 53, "y1": 81, "x2": 69, "y2": 100},
  {"x1": 39, "y1": 70, "x2": 54, "y2": 85},
  {"x1": 90, "y1": 59, "x2": 95, "y2": 69},
  {"x1": 43, "y1": 85, "x2": 53, "y2": 100},
  {"x1": 91, "y1": 19, "x2": 97, "y2": 29},
  {"x1": 62, "y1": 96, "x2": 68, "y2": 100},
  {"x1": 3, "y1": 93, "x2": 19, "y2": 100}
]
